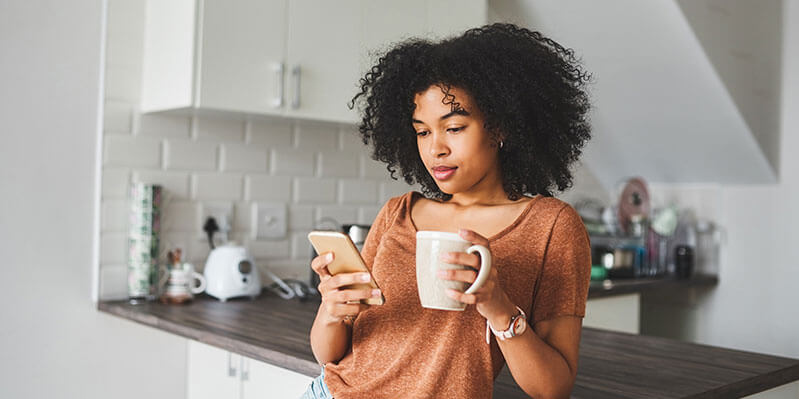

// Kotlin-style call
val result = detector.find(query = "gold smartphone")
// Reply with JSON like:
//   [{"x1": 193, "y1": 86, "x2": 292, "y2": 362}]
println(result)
[{"x1": 307, "y1": 231, "x2": 384, "y2": 305}]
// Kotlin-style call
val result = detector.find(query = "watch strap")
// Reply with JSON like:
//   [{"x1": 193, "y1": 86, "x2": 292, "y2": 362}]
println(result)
[{"x1": 485, "y1": 306, "x2": 526, "y2": 343}]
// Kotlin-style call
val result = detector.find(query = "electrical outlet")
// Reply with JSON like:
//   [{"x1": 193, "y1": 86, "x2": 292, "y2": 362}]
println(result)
[
  {"x1": 255, "y1": 202, "x2": 287, "y2": 239},
  {"x1": 201, "y1": 202, "x2": 233, "y2": 240}
]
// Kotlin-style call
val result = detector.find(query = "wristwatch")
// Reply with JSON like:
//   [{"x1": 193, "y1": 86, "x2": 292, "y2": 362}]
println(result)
[{"x1": 485, "y1": 306, "x2": 527, "y2": 343}]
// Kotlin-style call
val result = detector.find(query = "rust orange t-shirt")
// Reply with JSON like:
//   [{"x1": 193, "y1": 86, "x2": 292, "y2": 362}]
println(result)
[{"x1": 323, "y1": 191, "x2": 591, "y2": 398}]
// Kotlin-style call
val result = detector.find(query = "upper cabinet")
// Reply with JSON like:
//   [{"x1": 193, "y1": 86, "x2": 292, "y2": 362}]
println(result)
[{"x1": 140, "y1": 0, "x2": 487, "y2": 125}]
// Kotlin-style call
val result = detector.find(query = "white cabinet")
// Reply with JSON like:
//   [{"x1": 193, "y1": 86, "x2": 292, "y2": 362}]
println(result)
[
  {"x1": 141, "y1": 0, "x2": 486, "y2": 124},
  {"x1": 187, "y1": 340, "x2": 313, "y2": 399},
  {"x1": 583, "y1": 293, "x2": 641, "y2": 334},
  {"x1": 141, "y1": 0, "x2": 287, "y2": 116}
]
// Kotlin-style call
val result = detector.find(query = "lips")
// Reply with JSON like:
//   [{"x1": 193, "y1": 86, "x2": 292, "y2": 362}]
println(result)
[{"x1": 432, "y1": 166, "x2": 457, "y2": 180}]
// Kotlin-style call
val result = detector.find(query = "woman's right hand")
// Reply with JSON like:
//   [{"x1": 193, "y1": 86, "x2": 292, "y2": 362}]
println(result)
[{"x1": 311, "y1": 252, "x2": 381, "y2": 324}]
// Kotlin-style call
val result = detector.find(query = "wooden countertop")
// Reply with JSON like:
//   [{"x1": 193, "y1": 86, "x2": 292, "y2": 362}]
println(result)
[{"x1": 99, "y1": 283, "x2": 799, "y2": 398}]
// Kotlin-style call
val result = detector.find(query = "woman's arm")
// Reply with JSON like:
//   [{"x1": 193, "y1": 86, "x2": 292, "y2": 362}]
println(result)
[
  {"x1": 488, "y1": 303, "x2": 582, "y2": 398},
  {"x1": 308, "y1": 253, "x2": 380, "y2": 365},
  {"x1": 309, "y1": 303, "x2": 352, "y2": 365}
]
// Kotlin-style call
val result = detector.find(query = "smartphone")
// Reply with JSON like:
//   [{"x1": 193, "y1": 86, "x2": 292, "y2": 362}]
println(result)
[{"x1": 307, "y1": 231, "x2": 384, "y2": 305}]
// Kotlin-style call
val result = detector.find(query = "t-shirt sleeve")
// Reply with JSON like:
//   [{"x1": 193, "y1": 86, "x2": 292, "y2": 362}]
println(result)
[
  {"x1": 531, "y1": 203, "x2": 592, "y2": 326},
  {"x1": 360, "y1": 194, "x2": 403, "y2": 271}
]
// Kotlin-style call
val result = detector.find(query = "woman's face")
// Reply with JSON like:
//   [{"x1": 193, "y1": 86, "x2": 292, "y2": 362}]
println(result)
[{"x1": 412, "y1": 85, "x2": 502, "y2": 197}]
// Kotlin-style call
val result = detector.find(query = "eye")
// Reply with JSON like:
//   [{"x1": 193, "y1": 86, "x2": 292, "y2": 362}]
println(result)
[
  {"x1": 416, "y1": 131, "x2": 429, "y2": 137},
  {"x1": 447, "y1": 127, "x2": 464, "y2": 133}
]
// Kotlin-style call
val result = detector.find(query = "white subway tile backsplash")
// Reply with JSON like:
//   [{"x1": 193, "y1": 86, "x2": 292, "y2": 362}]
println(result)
[
  {"x1": 295, "y1": 122, "x2": 338, "y2": 150},
  {"x1": 380, "y1": 180, "x2": 413, "y2": 202},
  {"x1": 295, "y1": 178, "x2": 336, "y2": 204},
  {"x1": 291, "y1": 231, "x2": 312, "y2": 260},
  {"x1": 196, "y1": 117, "x2": 245, "y2": 142},
  {"x1": 165, "y1": 140, "x2": 217, "y2": 171},
  {"x1": 361, "y1": 155, "x2": 392, "y2": 179},
  {"x1": 339, "y1": 179, "x2": 378, "y2": 204},
  {"x1": 339, "y1": 126, "x2": 364, "y2": 151},
  {"x1": 249, "y1": 119, "x2": 293, "y2": 148},
  {"x1": 102, "y1": 168, "x2": 130, "y2": 199},
  {"x1": 101, "y1": 199, "x2": 129, "y2": 232},
  {"x1": 194, "y1": 173, "x2": 243, "y2": 201},
  {"x1": 271, "y1": 148, "x2": 315, "y2": 176},
  {"x1": 233, "y1": 202, "x2": 255, "y2": 234},
  {"x1": 132, "y1": 170, "x2": 190, "y2": 199},
  {"x1": 256, "y1": 261, "x2": 309, "y2": 281},
  {"x1": 161, "y1": 232, "x2": 194, "y2": 259},
  {"x1": 248, "y1": 239, "x2": 291, "y2": 259},
  {"x1": 358, "y1": 206, "x2": 382, "y2": 225},
  {"x1": 162, "y1": 201, "x2": 201, "y2": 232},
  {"x1": 222, "y1": 144, "x2": 268, "y2": 172},
  {"x1": 319, "y1": 152, "x2": 359, "y2": 177},
  {"x1": 100, "y1": 232, "x2": 127, "y2": 264},
  {"x1": 289, "y1": 205, "x2": 315, "y2": 230},
  {"x1": 137, "y1": 113, "x2": 191, "y2": 139},
  {"x1": 99, "y1": 264, "x2": 128, "y2": 300},
  {"x1": 316, "y1": 205, "x2": 359, "y2": 226},
  {"x1": 104, "y1": 135, "x2": 161, "y2": 168},
  {"x1": 246, "y1": 174, "x2": 292, "y2": 201},
  {"x1": 103, "y1": 101, "x2": 133, "y2": 134}
]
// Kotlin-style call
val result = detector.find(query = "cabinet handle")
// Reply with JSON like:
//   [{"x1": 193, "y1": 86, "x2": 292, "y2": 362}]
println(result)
[
  {"x1": 271, "y1": 62, "x2": 284, "y2": 108},
  {"x1": 240, "y1": 357, "x2": 250, "y2": 381},
  {"x1": 291, "y1": 65, "x2": 301, "y2": 109},
  {"x1": 227, "y1": 352, "x2": 237, "y2": 377}
]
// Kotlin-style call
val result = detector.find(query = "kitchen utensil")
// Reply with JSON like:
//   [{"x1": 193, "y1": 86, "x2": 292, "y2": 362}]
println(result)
[
  {"x1": 617, "y1": 177, "x2": 650, "y2": 235},
  {"x1": 204, "y1": 244, "x2": 262, "y2": 302}
]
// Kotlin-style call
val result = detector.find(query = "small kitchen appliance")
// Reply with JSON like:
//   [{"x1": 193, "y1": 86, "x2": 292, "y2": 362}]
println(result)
[{"x1": 204, "y1": 244, "x2": 262, "y2": 302}]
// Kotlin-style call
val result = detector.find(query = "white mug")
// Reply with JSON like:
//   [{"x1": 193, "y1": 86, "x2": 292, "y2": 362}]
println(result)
[{"x1": 415, "y1": 231, "x2": 491, "y2": 311}]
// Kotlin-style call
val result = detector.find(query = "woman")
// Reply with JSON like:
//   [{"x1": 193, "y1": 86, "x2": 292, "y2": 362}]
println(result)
[{"x1": 303, "y1": 23, "x2": 592, "y2": 398}]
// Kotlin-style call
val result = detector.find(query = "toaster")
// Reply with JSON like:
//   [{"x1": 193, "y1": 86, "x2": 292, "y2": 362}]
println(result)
[{"x1": 203, "y1": 244, "x2": 262, "y2": 301}]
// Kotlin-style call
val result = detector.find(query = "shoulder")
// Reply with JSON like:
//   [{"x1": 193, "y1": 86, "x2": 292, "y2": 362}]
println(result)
[
  {"x1": 374, "y1": 191, "x2": 417, "y2": 225},
  {"x1": 531, "y1": 196, "x2": 584, "y2": 235}
]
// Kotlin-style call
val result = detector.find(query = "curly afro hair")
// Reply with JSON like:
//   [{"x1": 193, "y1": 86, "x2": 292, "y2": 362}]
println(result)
[{"x1": 349, "y1": 23, "x2": 592, "y2": 201}]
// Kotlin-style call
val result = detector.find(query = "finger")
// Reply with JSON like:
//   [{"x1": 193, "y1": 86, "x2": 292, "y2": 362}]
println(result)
[
  {"x1": 336, "y1": 303, "x2": 370, "y2": 317},
  {"x1": 329, "y1": 272, "x2": 372, "y2": 290},
  {"x1": 440, "y1": 251, "x2": 481, "y2": 269},
  {"x1": 311, "y1": 252, "x2": 334, "y2": 278},
  {"x1": 446, "y1": 288, "x2": 477, "y2": 305},
  {"x1": 437, "y1": 268, "x2": 477, "y2": 283},
  {"x1": 458, "y1": 228, "x2": 490, "y2": 247},
  {"x1": 334, "y1": 288, "x2": 381, "y2": 303}
]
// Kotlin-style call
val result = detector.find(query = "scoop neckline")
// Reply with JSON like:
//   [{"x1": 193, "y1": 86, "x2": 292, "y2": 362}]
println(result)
[{"x1": 406, "y1": 191, "x2": 542, "y2": 242}]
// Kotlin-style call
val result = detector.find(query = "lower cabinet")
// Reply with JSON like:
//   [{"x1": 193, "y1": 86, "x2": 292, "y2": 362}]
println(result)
[
  {"x1": 583, "y1": 293, "x2": 641, "y2": 334},
  {"x1": 187, "y1": 340, "x2": 313, "y2": 399}
]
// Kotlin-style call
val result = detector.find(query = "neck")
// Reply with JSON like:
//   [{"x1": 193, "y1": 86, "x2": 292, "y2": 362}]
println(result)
[{"x1": 446, "y1": 166, "x2": 511, "y2": 207}]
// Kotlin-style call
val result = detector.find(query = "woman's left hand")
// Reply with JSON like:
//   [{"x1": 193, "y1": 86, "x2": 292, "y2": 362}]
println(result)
[{"x1": 437, "y1": 229, "x2": 516, "y2": 324}]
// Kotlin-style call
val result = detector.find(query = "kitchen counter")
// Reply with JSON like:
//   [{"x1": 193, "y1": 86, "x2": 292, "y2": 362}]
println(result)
[
  {"x1": 99, "y1": 279, "x2": 799, "y2": 398},
  {"x1": 588, "y1": 273, "x2": 718, "y2": 299}
]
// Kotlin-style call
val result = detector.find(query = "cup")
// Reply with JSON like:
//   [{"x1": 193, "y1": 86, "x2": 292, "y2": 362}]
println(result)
[
  {"x1": 415, "y1": 231, "x2": 492, "y2": 311},
  {"x1": 159, "y1": 263, "x2": 207, "y2": 301}
]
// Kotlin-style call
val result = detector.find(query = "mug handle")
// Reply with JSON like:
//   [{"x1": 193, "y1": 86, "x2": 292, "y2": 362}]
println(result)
[
  {"x1": 463, "y1": 245, "x2": 491, "y2": 295},
  {"x1": 191, "y1": 272, "x2": 207, "y2": 294}
]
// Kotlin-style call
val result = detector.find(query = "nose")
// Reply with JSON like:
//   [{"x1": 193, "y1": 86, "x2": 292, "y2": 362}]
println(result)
[{"x1": 428, "y1": 131, "x2": 450, "y2": 158}]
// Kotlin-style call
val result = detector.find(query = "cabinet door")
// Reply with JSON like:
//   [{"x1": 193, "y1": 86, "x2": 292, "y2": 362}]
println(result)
[
  {"x1": 360, "y1": 0, "x2": 427, "y2": 78},
  {"x1": 187, "y1": 341, "x2": 240, "y2": 399},
  {"x1": 285, "y1": 0, "x2": 363, "y2": 124},
  {"x1": 240, "y1": 357, "x2": 314, "y2": 398},
  {"x1": 198, "y1": 0, "x2": 287, "y2": 115}
]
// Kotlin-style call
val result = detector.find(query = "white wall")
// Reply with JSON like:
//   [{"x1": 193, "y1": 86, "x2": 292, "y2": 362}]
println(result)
[
  {"x1": 0, "y1": 1, "x2": 185, "y2": 397},
  {"x1": 642, "y1": 0, "x2": 799, "y2": 359}
]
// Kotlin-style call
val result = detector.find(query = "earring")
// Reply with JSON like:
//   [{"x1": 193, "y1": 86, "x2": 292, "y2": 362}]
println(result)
[{"x1": 499, "y1": 141, "x2": 504, "y2": 149}]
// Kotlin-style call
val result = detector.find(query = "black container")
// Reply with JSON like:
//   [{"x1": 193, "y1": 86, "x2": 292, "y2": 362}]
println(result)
[{"x1": 674, "y1": 245, "x2": 694, "y2": 279}]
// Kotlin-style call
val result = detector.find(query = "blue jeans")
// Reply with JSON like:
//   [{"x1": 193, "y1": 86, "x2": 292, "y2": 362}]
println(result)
[{"x1": 300, "y1": 366, "x2": 333, "y2": 399}]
